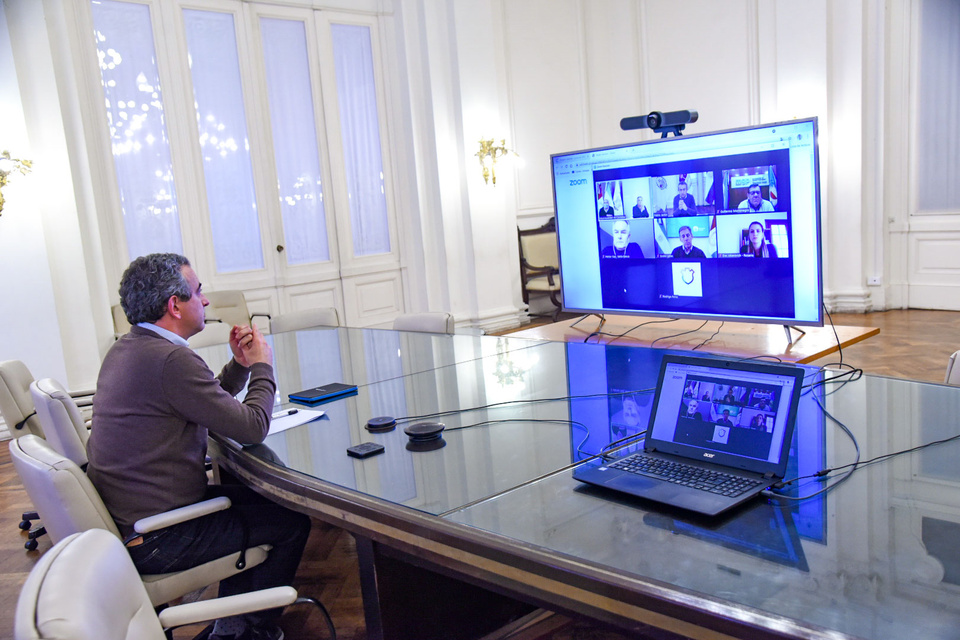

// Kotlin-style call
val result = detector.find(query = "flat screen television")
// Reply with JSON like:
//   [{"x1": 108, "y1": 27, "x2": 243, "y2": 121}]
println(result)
[{"x1": 550, "y1": 117, "x2": 822, "y2": 326}]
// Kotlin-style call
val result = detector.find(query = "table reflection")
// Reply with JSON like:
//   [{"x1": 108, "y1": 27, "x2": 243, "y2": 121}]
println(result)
[{"x1": 203, "y1": 326, "x2": 960, "y2": 639}]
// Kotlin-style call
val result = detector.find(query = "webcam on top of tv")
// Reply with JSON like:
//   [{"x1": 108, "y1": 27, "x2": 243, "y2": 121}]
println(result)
[{"x1": 620, "y1": 109, "x2": 698, "y2": 137}]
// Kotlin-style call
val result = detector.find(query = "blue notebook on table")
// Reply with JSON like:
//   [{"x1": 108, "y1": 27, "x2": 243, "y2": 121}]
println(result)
[{"x1": 288, "y1": 383, "x2": 358, "y2": 406}]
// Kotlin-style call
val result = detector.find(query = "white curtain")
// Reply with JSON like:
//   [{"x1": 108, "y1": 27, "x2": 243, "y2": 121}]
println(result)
[
  {"x1": 90, "y1": 0, "x2": 183, "y2": 259},
  {"x1": 917, "y1": 0, "x2": 960, "y2": 212},
  {"x1": 261, "y1": 17, "x2": 330, "y2": 266},
  {"x1": 183, "y1": 9, "x2": 264, "y2": 273},
  {"x1": 331, "y1": 24, "x2": 391, "y2": 257}
]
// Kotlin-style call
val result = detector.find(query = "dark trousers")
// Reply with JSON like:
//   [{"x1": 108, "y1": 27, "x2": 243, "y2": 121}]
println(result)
[{"x1": 128, "y1": 484, "x2": 311, "y2": 623}]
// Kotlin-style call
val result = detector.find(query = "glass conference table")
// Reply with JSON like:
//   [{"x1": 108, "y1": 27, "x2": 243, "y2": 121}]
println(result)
[{"x1": 198, "y1": 327, "x2": 960, "y2": 640}]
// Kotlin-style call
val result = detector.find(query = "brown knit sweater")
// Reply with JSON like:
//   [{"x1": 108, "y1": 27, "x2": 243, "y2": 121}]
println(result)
[{"x1": 86, "y1": 326, "x2": 276, "y2": 535}]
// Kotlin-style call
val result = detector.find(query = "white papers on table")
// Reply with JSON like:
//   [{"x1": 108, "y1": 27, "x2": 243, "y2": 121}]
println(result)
[{"x1": 268, "y1": 409, "x2": 324, "y2": 436}]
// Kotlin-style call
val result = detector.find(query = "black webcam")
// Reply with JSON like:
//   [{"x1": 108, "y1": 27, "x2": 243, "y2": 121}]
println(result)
[{"x1": 620, "y1": 110, "x2": 699, "y2": 137}]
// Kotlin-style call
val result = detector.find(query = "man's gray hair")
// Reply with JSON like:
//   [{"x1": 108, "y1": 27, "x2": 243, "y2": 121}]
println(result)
[{"x1": 119, "y1": 253, "x2": 192, "y2": 324}]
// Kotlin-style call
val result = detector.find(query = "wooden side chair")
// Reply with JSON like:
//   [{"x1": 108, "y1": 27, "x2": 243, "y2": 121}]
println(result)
[{"x1": 518, "y1": 218, "x2": 562, "y2": 320}]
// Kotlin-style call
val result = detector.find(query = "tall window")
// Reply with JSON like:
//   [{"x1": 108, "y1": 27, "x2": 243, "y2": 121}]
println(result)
[
  {"x1": 260, "y1": 17, "x2": 330, "y2": 266},
  {"x1": 183, "y1": 9, "x2": 264, "y2": 273},
  {"x1": 90, "y1": 0, "x2": 399, "y2": 296},
  {"x1": 90, "y1": 0, "x2": 183, "y2": 259},
  {"x1": 917, "y1": 0, "x2": 960, "y2": 212},
  {"x1": 331, "y1": 24, "x2": 391, "y2": 256}
]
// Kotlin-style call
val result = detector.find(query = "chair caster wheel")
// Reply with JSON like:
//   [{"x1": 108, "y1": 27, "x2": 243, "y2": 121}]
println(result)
[
  {"x1": 25, "y1": 539, "x2": 38, "y2": 551},
  {"x1": 19, "y1": 520, "x2": 32, "y2": 530}
]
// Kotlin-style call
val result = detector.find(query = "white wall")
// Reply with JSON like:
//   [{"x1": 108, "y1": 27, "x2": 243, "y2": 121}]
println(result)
[
  {"x1": 1, "y1": 0, "x2": 955, "y2": 420},
  {"x1": 492, "y1": 0, "x2": 875, "y2": 313},
  {"x1": 0, "y1": 3, "x2": 68, "y2": 435}
]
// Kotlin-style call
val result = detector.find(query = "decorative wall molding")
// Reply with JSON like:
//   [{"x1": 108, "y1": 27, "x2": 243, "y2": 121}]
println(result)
[
  {"x1": 473, "y1": 304, "x2": 528, "y2": 333},
  {"x1": 824, "y1": 289, "x2": 873, "y2": 314}
]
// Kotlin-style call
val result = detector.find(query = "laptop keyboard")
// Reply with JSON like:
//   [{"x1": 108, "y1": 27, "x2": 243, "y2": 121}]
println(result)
[{"x1": 609, "y1": 454, "x2": 764, "y2": 497}]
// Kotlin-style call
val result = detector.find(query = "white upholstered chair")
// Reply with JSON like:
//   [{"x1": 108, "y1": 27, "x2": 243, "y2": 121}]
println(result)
[
  {"x1": 1, "y1": 360, "x2": 47, "y2": 439},
  {"x1": 945, "y1": 350, "x2": 960, "y2": 385},
  {"x1": 269, "y1": 307, "x2": 341, "y2": 333},
  {"x1": 3, "y1": 363, "x2": 93, "y2": 549},
  {"x1": 30, "y1": 379, "x2": 89, "y2": 469},
  {"x1": 9, "y1": 435, "x2": 271, "y2": 607},
  {"x1": 187, "y1": 321, "x2": 234, "y2": 349},
  {"x1": 204, "y1": 290, "x2": 253, "y2": 327},
  {"x1": 111, "y1": 304, "x2": 132, "y2": 338},
  {"x1": 392, "y1": 312, "x2": 456, "y2": 335},
  {"x1": 205, "y1": 290, "x2": 271, "y2": 328},
  {"x1": 14, "y1": 529, "x2": 298, "y2": 640}
]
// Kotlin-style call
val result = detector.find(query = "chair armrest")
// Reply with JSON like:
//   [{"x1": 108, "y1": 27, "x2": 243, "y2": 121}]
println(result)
[
  {"x1": 133, "y1": 496, "x2": 232, "y2": 534},
  {"x1": 522, "y1": 263, "x2": 560, "y2": 277},
  {"x1": 158, "y1": 586, "x2": 297, "y2": 629},
  {"x1": 69, "y1": 389, "x2": 95, "y2": 408}
]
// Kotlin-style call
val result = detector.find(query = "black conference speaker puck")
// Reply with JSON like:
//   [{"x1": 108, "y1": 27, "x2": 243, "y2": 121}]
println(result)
[
  {"x1": 366, "y1": 416, "x2": 397, "y2": 432},
  {"x1": 404, "y1": 421, "x2": 445, "y2": 442},
  {"x1": 406, "y1": 438, "x2": 446, "y2": 452}
]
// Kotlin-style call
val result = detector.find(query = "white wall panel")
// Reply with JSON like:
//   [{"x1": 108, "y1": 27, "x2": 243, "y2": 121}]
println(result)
[
  {"x1": 342, "y1": 271, "x2": 403, "y2": 326},
  {"x1": 642, "y1": 0, "x2": 754, "y2": 132},
  {"x1": 502, "y1": 0, "x2": 585, "y2": 214},
  {"x1": 504, "y1": 0, "x2": 760, "y2": 218},
  {"x1": 282, "y1": 282, "x2": 342, "y2": 313},
  {"x1": 581, "y1": 0, "x2": 643, "y2": 148}
]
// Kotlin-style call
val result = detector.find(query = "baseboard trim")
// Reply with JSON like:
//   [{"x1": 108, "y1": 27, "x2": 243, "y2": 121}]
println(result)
[
  {"x1": 824, "y1": 290, "x2": 873, "y2": 314},
  {"x1": 470, "y1": 306, "x2": 529, "y2": 333}
]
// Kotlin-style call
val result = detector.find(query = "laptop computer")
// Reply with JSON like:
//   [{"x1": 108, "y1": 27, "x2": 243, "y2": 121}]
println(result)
[{"x1": 573, "y1": 354, "x2": 806, "y2": 517}]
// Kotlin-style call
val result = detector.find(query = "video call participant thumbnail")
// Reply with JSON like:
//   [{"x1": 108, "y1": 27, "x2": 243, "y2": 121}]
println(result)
[
  {"x1": 632, "y1": 196, "x2": 649, "y2": 218},
  {"x1": 673, "y1": 181, "x2": 697, "y2": 215},
  {"x1": 671, "y1": 225, "x2": 706, "y2": 259},
  {"x1": 602, "y1": 220, "x2": 644, "y2": 258},
  {"x1": 740, "y1": 221, "x2": 778, "y2": 258},
  {"x1": 598, "y1": 198, "x2": 617, "y2": 218},
  {"x1": 738, "y1": 183, "x2": 775, "y2": 212}
]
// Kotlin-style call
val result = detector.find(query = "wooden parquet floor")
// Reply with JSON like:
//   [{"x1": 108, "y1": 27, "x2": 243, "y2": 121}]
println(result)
[{"x1": 2, "y1": 309, "x2": 957, "y2": 640}]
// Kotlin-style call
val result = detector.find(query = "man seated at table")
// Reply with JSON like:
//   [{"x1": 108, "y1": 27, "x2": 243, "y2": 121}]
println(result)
[{"x1": 86, "y1": 253, "x2": 310, "y2": 640}]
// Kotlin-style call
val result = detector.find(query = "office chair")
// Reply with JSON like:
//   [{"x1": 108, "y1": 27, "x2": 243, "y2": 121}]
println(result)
[
  {"x1": 9, "y1": 435, "x2": 271, "y2": 607},
  {"x1": 2, "y1": 362, "x2": 94, "y2": 550},
  {"x1": 205, "y1": 290, "x2": 271, "y2": 329},
  {"x1": 111, "y1": 304, "x2": 132, "y2": 338},
  {"x1": 30, "y1": 378, "x2": 89, "y2": 469},
  {"x1": 946, "y1": 350, "x2": 960, "y2": 385},
  {"x1": 269, "y1": 307, "x2": 341, "y2": 333},
  {"x1": 187, "y1": 321, "x2": 234, "y2": 349},
  {"x1": 14, "y1": 529, "x2": 309, "y2": 640},
  {"x1": 392, "y1": 312, "x2": 456, "y2": 335}
]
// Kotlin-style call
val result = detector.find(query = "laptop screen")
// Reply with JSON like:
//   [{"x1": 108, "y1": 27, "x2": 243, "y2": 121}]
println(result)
[{"x1": 646, "y1": 356, "x2": 804, "y2": 476}]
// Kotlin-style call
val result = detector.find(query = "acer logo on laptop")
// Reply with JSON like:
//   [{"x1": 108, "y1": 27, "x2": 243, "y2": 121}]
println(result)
[{"x1": 702, "y1": 453, "x2": 715, "y2": 458}]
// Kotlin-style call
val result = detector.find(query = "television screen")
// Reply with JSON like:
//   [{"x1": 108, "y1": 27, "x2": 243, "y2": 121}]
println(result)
[{"x1": 551, "y1": 118, "x2": 822, "y2": 326}]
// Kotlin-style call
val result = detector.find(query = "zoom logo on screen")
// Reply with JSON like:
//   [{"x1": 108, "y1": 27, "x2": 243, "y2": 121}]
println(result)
[{"x1": 569, "y1": 178, "x2": 587, "y2": 186}]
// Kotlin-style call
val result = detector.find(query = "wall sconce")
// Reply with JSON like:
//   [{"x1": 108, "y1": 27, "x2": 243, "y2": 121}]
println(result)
[
  {"x1": 475, "y1": 138, "x2": 517, "y2": 186},
  {"x1": 0, "y1": 150, "x2": 33, "y2": 215}
]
